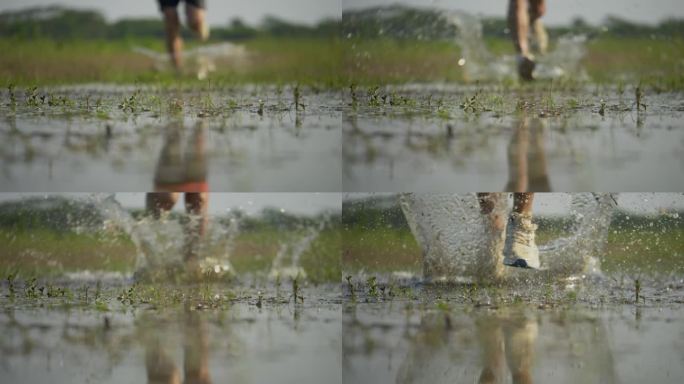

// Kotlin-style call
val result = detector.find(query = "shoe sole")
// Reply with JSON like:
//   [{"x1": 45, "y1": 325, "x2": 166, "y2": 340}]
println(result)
[{"x1": 503, "y1": 258, "x2": 539, "y2": 269}]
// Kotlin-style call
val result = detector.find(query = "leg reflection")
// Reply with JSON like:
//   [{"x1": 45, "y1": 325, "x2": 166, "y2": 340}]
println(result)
[
  {"x1": 144, "y1": 312, "x2": 213, "y2": 384},
  {"x1": 153, "y1": 121, "x2": 208, "y2": 194},
  {"x1": 183, "y1": 311, "x2": 212, "y2": 384},
  {"x1": 527, "y1": 119, "x2": 551, "y2": 192},
  {"x1": 477, "y1": 312, "x2": 538, "y2": 384},
  {"x1": 505, "y1": 116, "x2": 551, "y2": 192},
  {"x1": 503, "y1": 314, "x2": 537, "y2": 384},
  {"x1": 476, "y1": 317, "x2": 506, "y2": 384},
  {"x1": 505, "y1": 117, "x2": 530, "y2": 192},
  {"x1": 146, "y1": 340, "x2": 182, "y2": 384}
]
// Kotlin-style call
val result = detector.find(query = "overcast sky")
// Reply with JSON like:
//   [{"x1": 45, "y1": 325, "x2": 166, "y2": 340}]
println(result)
[
  {"x1": 0, "y1": 0, "x2": 340, "y2": 26},
  {"x1": 343, "y1": 0, "x2": 684, "y2": 25},
  {"x1": 0, "y1": 193, "x2": 341, "y2": 216},
  {"x1": 1, "y1": 0, "x2": 678, "y2": 26}
]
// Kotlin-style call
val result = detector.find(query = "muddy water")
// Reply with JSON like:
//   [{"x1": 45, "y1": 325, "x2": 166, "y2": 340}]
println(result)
[
  {"x1": 342, "y1": 278, "x2": 684, "y2": 384},
  {"x1": 343, "y1": 86, "x2": 684, "y2": 192},
  {"x1": 0, "y1": 283, "x2": 342, "y2": 384},
  {"x1": 0, "y1": 86, "x2": 343, "y2": 192}
]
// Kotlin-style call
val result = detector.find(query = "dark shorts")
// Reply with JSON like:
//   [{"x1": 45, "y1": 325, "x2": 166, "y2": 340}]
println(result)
[{"x1": 158, "y1": 0, "x2": 206, "y2": 10}]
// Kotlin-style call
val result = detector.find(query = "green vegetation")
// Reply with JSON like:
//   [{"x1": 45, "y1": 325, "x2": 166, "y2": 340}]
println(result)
[
  {"x1": 342, "y1": 224, "x2": 684, "y2": 276},
  {"x1": 342, "y1": 37, "x2": 684, "y2": 89},
  {"x1": 340, "y1": 5, "x2": 684, "y2": 88},
  {"x1": 0, "y1": 229, "x2": 136, "y2": 277},
  {"x1": 343, "y1": 227, "x2": 421, "y2": 273},
  {"x1": 0, "y1": 6, "x2": 343, "y2": 85},
  {"x1": 1, "y1": 6, "x2": 682, "y2": 88},
  {"x1": 0, "y1": 226, "x2": 340, "y2": 283},
  {"x1": 0, "y1": 37, "x2": 343, "y2": 86}
]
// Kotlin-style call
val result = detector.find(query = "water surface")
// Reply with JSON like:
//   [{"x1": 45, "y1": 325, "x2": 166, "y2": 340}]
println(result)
[
  {"x1": 343, "y1": 296, "x2": 684, "y2": 384},
  {"x1": 0, "y1": 282, "x2": 342, "y2": 384},
  {"x1": 1, "y1": 85, "x2": 343, "y2": 192},
  {"x1": 344, "y1": 86, "x2": 684, "y2": 191}
]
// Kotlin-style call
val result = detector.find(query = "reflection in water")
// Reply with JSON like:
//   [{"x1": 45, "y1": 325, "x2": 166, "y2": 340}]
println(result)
[
  {"x1": 397, "y1": 310, "x2": 541, "y2": 384},
  {"x1": 394, "y1": 308, "x2": 619, "y2": 384},
  {"x1": 505, "y1": 115, "x2": 550, "y2": 192},
  {"x1": 0, "y1": 87, "x2": 342, "y2": 191},
  {"x1": 477, "y1": 313, "x2": 537, "y2": 384},
  {"x1": 0, "y1": 297, "x2": 342, "y2": 383},
  {"x1": 343, "y1": 93, "x2": 684, "y2": 191},
  {"x1": 152, "y1": 120, "x2": 208, "y2": 194},
  {"x1": 343, "y1": 303, "x2": 674, "y2": 384},
  {"x1": 144, "y1": 310, "x2": 212, "y2": 384}
]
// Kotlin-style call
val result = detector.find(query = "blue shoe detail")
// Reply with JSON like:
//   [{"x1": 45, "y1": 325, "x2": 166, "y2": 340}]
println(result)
[{"x1": 505, "y1": 259, "x2": 531, "y2": 269}]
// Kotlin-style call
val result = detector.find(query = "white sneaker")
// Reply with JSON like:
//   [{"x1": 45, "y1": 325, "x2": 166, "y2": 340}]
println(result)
[{"x1": 503, "y1": 212, "x2": 540, "y2": 269}]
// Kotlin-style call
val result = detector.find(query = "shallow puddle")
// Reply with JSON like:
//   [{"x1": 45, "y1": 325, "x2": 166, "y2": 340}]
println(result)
[
  {"x1": 342, "y1": 279, "x2": 684, "y2": 384},
  {"x1": 0, "y1": 85, "x2": 343, "y2": 192},
  {"x1": 343, "y1": 85, "x2": 684, "y2": 191},
  {"x1": 0, "y1": 282, "x2": 342, "y2": 384}
]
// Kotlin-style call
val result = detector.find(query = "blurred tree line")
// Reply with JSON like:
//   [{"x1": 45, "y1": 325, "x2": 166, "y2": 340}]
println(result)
[
  {"x1": 4, "y1": 5, "x2": 681, "y2": 42},
  {"x1": 0, "y1": 196, "x2": 340, "y2": 234},
  {"x1": 343, "y1": 5, "x2": 684, "y2": 40},
  {"x1": 0, "y1": 6, "x2": 340, "y2": 40}
]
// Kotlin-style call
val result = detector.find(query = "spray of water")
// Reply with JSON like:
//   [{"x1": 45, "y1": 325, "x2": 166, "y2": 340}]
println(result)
[
  {"x1": 6, "y1": 194, "x2": 330, "y2": 282},
  {"x1": 444, "y1": 11, "x2": 589, "y2": 82},
  {"x1": 400, "y1": 193, "x2": 617, "y2": 282},
  {"x1": 540, "y1": 193, "x2": 618, "y2": 276},
  {"x1": 25, "y1": 194, "x2": 240, "y2": 280},
  {"x1": 269, "y1": 217, "x2": 329, "y2": 280},
  {"x1": 133, "y1": 42, "x2": 248, "y2": 80}
]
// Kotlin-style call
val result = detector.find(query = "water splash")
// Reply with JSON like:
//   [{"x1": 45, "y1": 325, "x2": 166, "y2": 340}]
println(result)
[
  {"x1": 541, "y1": 194, "x2": 618, "y2": 276},
  {"x1": 2, "y1": 194, "x2": 334, "y2": 282},
  {"x1": 400, "y1": 193, "x2": 617, "y2": 282},
  {"x1": 91, "y1": 194, "x2": 240, "y2": 278},
  {"x1": 444, "y1": 11, "x2": 588, "y2": 82},
  {"x1": 269, "y1": 217, "x2": 329, "y2": 280},
  {"x1": 399, "y1": 193, "x2": 499, "y2": 282},
  {"x1": 2, "y1": 194, "x2": 240, "y2": 280},
  {"x1": 133, "y1": 42, "x2": 248, "y2": 80}
]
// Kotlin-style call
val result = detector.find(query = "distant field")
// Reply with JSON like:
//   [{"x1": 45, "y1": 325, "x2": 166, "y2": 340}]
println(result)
[
  {"x1": 342, "y1": 37, "x2": 684, "y2": 88},
  {"x1": 0, "y1": 226, "x2": 341, "y2": 283},
  {"x1": 1, "y1": 37, "x2": 682, "y2": 88},
  {"x1": 0, "y1": 37, "x2": 343, "y2": 86},
  {"x1": 343, "y1": 224, "x2": 684, "y2": 276}
]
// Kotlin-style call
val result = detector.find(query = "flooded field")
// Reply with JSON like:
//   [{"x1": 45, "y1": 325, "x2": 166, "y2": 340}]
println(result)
[
  {"x1": 343, "y1": 85, "x2": 684, "y2": 192},
  {"x1": 343, "y1": 286, "x2": 684, "y2": 384},
  {"x1": 3, "y1": 0, "x2": 683, "y2": 383},
  {"x1": 0, "y1": 281, "x2": 341, "y2": 384},
  {"x1": 341, "y1": 193, "x2": 684, "y2": 382},
  {"x1": 0, "y1": 85, "x2": 343, "y2": 192},
  {"x1": 0, "y1": 190, "x2": 683, "y2": 383}
]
